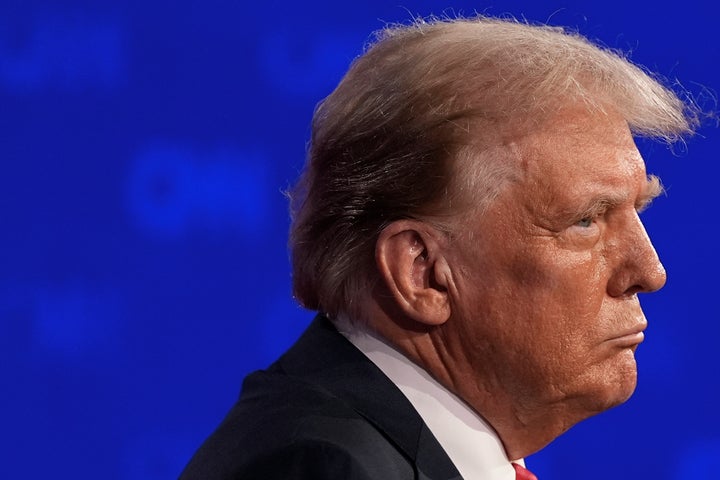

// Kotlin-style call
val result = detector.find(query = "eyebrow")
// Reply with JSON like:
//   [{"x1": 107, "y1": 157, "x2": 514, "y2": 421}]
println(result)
[
  {"x1": 570, "y1": 175, "x2": 664, "y2": 221},
  {"x1": 636, "y1": 174, "x2": 664, "y2": 213}
]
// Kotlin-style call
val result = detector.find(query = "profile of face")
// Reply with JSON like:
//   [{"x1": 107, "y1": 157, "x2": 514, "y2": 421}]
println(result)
[{"x1": 446, "y1": 107, "x2": 667, "y2": 421}]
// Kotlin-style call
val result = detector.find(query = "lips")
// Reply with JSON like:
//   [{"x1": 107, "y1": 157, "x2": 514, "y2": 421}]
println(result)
[{"x1": 608, "y1": 322, "x2": 647, "y2": 348}]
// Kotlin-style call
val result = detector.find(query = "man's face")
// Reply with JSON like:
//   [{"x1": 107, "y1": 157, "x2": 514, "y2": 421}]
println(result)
[{"x1": 447, "y1": 108, "x2": 666, "y2": 419}]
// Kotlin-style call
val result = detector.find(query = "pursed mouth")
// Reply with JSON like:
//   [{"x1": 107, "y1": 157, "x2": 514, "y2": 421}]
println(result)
[{"x1": 607, "y1": 323, "x2": 647, "y2": 347}]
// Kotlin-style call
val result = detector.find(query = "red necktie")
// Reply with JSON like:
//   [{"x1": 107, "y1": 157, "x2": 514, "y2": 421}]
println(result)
[{"x1": 512, "y1": 462, "x2": 538, "y2": 480}]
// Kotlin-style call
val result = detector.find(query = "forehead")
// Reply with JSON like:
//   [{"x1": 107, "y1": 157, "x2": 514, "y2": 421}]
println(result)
[{"x1": 511, "y1": 108, "x2": 647, "y2": 198}]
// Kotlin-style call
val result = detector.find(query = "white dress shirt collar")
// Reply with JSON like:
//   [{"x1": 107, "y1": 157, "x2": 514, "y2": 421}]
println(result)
[{"x1": 336, "y1": 320, "x2": 524, "y2": 480}]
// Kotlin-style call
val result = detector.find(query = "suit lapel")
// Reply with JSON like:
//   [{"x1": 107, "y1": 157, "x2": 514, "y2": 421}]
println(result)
[
  {"x1": 275, "y1": 314, "x2": 461, "y2": 479},
  {"x1": 415, "y1": 423, "x2": 463, "y2": 480}
]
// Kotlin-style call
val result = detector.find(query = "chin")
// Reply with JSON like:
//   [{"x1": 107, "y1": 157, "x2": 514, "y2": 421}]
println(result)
[{"x1": 575, "y1": 352, "x2": 639, "y2": 415}]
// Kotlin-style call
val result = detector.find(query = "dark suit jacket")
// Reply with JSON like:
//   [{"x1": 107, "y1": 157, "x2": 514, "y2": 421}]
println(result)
[{"x1": 179, "y1": 314, "x2": 462, "y2": 479}]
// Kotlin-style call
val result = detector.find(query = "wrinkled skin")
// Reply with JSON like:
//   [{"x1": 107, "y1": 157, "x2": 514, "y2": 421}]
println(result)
[
  {"x1": 372, "y1": 106, "x2": 668, "y2": 459},
  {"x1": 434, "y1": 107, "x2": 667, "y2": 456}
]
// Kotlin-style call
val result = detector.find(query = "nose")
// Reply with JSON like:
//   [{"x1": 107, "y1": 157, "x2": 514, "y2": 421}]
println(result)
[{"x1": 607, "y1": 211, "x2": 667, "y2": 298}]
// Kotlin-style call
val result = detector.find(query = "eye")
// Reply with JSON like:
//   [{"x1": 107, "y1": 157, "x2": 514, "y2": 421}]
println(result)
[{"x1": 575, "y1": 217, "x2": 594, "y2": 228}]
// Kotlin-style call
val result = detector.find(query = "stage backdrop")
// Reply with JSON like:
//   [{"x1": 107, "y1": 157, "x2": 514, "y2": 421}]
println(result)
[{"x1": 2, "y1": 1, "x2": 718, "y2": 478}]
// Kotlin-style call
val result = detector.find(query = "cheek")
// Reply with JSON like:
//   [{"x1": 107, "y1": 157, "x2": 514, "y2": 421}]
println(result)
[
  {"x1": 452, "y1": 236, "x2": 609, "y2": 350},
  {"x1": 503, "y1": 249, "x2": 609, "y2": 347},
  {"x1": 510, "y1": 247, "x2": 606, "y2": 304}
]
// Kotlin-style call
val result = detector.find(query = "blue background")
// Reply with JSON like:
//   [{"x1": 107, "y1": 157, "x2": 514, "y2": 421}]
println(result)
[{"x1": 2, "y1": 1, "x2": 718, "y2": 478}]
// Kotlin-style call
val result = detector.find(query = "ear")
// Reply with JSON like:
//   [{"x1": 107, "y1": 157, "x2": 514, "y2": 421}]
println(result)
[{"x1": 375, "y1": 220, "x2": 451, "y2": 326}]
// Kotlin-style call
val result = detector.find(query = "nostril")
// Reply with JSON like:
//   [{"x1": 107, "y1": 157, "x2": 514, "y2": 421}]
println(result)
[
  {"x1": 624, "y1": 285, "x2": 644, "y2": 296},
  {"x1": 607, "y1": 257, "x2": 666, "y2": 297}
]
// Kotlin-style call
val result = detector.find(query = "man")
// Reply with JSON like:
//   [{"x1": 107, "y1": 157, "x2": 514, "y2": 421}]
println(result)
[{"x1": 180, "y1": 16, "x2": 697, "y2": 479}]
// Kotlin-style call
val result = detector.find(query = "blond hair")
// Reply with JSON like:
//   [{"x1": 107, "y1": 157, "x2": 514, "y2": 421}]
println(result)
[{"x1": 288, "y1": 16, "x2": 698, "y2": 321}]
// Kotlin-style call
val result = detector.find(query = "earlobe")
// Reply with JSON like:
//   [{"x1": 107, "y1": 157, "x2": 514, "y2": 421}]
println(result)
[{"x1": 376, "y1": 221, "x2": 451, "y2": 326}]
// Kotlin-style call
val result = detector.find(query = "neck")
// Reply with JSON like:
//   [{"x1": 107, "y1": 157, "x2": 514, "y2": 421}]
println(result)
[{"x1": 366, "y1": 311, "x2": 589, "y2": 460}]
